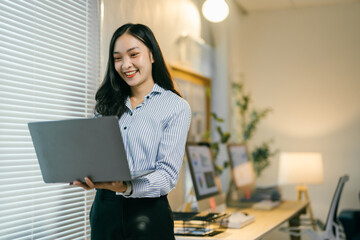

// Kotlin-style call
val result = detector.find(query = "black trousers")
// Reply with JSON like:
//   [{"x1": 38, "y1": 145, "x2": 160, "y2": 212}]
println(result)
[{"x1": 90, "y1": 189, "x2": 175, "y2": 240}]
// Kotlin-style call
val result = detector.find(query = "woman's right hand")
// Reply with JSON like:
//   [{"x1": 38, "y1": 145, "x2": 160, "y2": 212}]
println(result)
[
  {"x1": 70, "y1": 177, "x2": 127, "y2": 193},
  {"x1": 70, "y1": 177, "x2": 95, "y2": 190}
]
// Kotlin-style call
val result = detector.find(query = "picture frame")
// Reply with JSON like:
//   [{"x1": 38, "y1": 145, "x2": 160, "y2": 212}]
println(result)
[
  {"x1": 169, "y1": 64, "x2": 211, "y2": 142},
  {"x1": 227, "y1": 144, "x2": 255, "y2": 189}
]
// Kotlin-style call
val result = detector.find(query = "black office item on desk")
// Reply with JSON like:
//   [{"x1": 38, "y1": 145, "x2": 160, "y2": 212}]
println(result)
[
  {"x1": 173, "y1": 211, "x2": 199, "y2": 221},
  {"x1": 239, "y1": 186, "x2": 282, "y2": 202},
  {"x1": 173, "y1": 211, "x2": 228, "y2": 222},
  {"x1": 227, "y1": 184, "x2": 281, "y2": 208}
]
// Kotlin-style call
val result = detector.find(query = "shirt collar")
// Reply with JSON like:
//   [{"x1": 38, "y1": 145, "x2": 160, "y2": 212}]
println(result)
[
  {"x1": 125, "y1": 84, "x2": 165, "y2": 111},
  {"x1": 147, "y1": 83, "x2": 164, "y2": 97}
]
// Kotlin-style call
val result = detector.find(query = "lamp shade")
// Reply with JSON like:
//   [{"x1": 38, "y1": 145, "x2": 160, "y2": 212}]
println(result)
[{"x1": 278, "y1": 152, "x2": 324, "y2": 185}]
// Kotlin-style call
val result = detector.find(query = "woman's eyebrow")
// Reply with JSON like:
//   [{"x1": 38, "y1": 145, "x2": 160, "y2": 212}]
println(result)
[{"x1": 113, "y1": 47, "x2": 139, "y2": 55}]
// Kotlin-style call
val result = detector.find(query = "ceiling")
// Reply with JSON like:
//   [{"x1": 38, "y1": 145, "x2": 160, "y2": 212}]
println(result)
[{"x1": 234, "y1": 0, "x2": 360, "y2": 13}]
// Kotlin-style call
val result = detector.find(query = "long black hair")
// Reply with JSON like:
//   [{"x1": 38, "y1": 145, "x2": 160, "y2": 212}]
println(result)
[{"x1": 95, "y1": 23, "x2": 180, "y2": 117}]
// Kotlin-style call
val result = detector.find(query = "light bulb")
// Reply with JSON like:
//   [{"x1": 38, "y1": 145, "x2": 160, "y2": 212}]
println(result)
[{"x1": 202, "y1": 0, "x2": 229, "y2": 23}]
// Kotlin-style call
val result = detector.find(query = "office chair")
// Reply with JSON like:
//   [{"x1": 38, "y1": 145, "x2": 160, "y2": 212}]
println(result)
[
  {"x1": 280, "y1": 175, "x2": 349, "y2": 240},
  {"x1": 338, "y1": 191, "x2": 360, "y2": 240}
]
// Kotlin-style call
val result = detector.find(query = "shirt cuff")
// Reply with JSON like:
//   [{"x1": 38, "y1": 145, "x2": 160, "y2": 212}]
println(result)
[{"x1": 116, "y1": 181, "x2": 132, "y2": 196}]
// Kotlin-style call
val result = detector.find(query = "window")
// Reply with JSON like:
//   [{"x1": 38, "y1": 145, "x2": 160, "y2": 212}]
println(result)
[{"x1": 0, "y1": 0, "x2": 100, "y2": 239}]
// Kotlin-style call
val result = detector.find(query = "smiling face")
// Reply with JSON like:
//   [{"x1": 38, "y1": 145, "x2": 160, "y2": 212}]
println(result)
[{"x1": 113, "y1": 32, "x2": 155, "y2": 92}]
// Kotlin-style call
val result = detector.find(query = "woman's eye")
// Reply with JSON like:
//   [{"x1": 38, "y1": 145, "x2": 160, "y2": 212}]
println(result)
[
  {"x1": 114, "y1": 57, "x2": 121, "y2": 61},
  {"x1": 130, "y1": 52, "x2": 139, "y2": 57}
]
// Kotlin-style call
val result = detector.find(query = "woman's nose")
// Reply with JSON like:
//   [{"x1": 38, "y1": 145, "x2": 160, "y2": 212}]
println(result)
[{"x1": 122, "y1": 56, "x2": 132, "y2": 69}]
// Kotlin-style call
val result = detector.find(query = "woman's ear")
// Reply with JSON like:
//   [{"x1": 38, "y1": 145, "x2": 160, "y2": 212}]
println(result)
[{"x1": 150, "y1": 52, "x2": 154, "y2": 63}]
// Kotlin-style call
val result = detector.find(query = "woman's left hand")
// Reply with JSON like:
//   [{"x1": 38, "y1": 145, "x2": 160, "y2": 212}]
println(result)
[{"x1": 72, "y1": 177, "x2": 127, "y2": 193}]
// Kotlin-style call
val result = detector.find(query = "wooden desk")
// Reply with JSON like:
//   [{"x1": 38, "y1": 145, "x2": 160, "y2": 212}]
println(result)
[{"x1": 175, "y1": 200, "x2": 308, "y2": 240}]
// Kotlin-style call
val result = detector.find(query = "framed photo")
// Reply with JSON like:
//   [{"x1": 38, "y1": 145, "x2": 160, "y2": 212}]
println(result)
[
  {"x1": 169, "y1": 64, "x2": 211, "y2": 142},
  {"x1": 227, "y1": 144, "x2": 255, "y2": 189}
]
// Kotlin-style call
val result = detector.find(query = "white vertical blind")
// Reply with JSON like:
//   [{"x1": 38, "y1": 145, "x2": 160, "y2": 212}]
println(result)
[{"x1": 0, "y1": 0, "x2": 100, "y2": 239}]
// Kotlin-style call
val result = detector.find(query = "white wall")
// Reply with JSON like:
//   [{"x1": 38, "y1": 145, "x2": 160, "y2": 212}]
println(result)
[
  {"x1": 226, "y1": 2, "x2": 360, "y2": 238},
  {"x1": 210, "y1": 17, "x2": 231, "y2": 195}
]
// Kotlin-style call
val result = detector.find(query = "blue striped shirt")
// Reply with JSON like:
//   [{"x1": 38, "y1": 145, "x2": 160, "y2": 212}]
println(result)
[{"x1": 119, "y1": 84, "x2": 191, "y2": 198}]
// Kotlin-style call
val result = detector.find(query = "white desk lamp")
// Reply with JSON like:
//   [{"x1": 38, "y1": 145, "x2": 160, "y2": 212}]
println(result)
[{"x1": 278, "y1": 152, "x2": 324, "y2": 230}]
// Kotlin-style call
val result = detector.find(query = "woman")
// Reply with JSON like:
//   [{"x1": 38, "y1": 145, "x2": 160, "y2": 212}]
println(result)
[{"x1": 73, "y1": 23, "x2": 191, "y2": 240}]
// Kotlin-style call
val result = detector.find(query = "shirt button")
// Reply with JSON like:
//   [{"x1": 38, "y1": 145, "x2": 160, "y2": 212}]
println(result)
[
  {"x1": 146, "y1": 96, "x2": 150, "y2": 99},
  {"x1": 130, "y1": 112, "x2": 133, "y2": 116},
  {"x1": 124, "y1": 126, "x2": 127, "y2": 130}
]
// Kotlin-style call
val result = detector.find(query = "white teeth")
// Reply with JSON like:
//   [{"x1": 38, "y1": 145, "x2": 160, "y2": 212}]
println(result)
[{"x1": 125, "y1": 71, "x2": 137, "y2": 76}]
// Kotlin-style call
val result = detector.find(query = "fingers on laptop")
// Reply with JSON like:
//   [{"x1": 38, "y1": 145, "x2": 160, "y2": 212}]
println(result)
[
  {"x1": 71, "y1": 177, "x2": 94, "y2": 190},
  {"x1": 84, "y1": 177, "x2": 95, "y2": 189}
]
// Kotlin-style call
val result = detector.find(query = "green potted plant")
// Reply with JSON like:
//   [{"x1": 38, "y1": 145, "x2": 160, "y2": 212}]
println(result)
[
  {"x1": 232, "y1": 82, "x2": 278, "y2": 177},
  {"x1": 202, "y1": 112, "x2": 231, "y2": 174}
]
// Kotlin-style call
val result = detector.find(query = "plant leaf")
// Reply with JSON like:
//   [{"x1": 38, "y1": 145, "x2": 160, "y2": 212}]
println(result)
[
  {"x1": 202, "y1": 131, "x2": 211, "y2": 141},
  {"x1": 212, "y1": 112, "x2": 224, "y2": 122},
  {"x1": 221, "y1": 132, "x2": 231, "y2": 143}
]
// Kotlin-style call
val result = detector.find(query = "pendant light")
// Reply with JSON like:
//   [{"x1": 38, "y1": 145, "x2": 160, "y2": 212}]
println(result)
[{"x1": 202, "y1": 0, "x2": 229, "y2": 23}]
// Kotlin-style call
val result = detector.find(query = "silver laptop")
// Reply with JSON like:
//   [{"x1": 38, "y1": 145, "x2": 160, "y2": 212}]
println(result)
[{"x1": 28, "y1": 116, "x2": 154, "y2": 183}]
